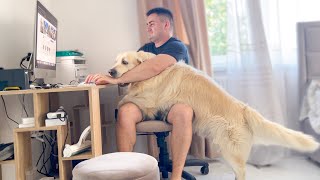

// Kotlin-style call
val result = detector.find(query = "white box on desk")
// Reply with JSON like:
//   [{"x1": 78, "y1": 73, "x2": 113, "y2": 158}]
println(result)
[
  {"x1": 45, "y1": 118, "x2": 67, "y2": 127},
  {"x1": 47, "y1": 56, "x2": 89, "y2": 84}
]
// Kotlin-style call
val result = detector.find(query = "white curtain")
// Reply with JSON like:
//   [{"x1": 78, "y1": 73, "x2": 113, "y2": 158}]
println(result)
[
  {"x1": 260, "y1": 0, "x2": 320, "y2": 131},
  {"x1": 214, "y1": 0, "x2": 320, "y2": 166},
  {"x1": 222, "y1": 0, "x2": 287, "y2": 166}
]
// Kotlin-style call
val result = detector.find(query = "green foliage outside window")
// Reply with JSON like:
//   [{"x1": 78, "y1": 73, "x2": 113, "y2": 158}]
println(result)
[{"x1": 205, "y1": 0, "x2": 227, "y2": 56}]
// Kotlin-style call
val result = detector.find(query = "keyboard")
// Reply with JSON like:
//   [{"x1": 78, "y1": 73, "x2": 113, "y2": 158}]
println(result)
[
  {"x1": 57, "y1": 84, "x2": 77, "y2": 88},
  {"x1": 77, "y1": 82, "x2": 96, "y2": 87}
]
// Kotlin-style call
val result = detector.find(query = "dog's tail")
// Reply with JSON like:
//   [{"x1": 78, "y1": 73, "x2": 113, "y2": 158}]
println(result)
[{"x1": 245, "y1": 106, "x2": 319, "y2": 152}]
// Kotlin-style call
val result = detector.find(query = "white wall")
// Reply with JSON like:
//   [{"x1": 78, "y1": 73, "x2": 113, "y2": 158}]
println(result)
[
  {"x1": 0, "y1": 0, "x2": 141, "y2": 70},
  {"x1": 0, "y1": 0, "x2": 53, "y2": 68},
  {"x1": 51, "y1": 0, "x2": 141, "y2": 72},
  {"x1": 0, "y1": 0, "x2": 144, "y2": 179}
]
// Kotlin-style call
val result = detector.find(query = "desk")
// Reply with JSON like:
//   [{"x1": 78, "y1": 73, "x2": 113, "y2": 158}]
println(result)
[{"x1": 0, "y1": 85, "x2": 107, "y2": 180}]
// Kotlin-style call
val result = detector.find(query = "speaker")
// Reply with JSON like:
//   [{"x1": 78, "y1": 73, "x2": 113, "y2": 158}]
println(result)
[{"x1": 0, "y1": 69, "x2": 30, "y2": 90}]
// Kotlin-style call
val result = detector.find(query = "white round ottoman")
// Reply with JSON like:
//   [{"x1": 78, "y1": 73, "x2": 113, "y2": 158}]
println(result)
[{"x1": 72, "y1": 152, "x2": 160, "y2": 180}]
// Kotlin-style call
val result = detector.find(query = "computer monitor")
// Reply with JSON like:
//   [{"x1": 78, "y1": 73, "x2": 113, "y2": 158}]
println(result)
[{"x1": 32, "y1": 1, "x2": 57, "y2": 84}]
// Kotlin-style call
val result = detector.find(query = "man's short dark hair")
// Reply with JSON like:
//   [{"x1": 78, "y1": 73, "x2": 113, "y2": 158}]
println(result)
[{"x1": 146, "y1": 7, "x2": 174, "y2": 26}]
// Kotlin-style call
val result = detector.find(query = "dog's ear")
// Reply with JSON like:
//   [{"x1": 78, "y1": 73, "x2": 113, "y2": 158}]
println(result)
[
  {"x1": 136, "y1": 51, "x2": 150, "y2": 63},
  {"x1": 115, "y1": 53, "x2": 123, "y2": 64}
]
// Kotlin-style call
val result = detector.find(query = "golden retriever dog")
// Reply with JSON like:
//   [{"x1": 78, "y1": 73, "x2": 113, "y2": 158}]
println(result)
[{"x1": 110, "y1": 51, "x2": 319, "y2": 180}]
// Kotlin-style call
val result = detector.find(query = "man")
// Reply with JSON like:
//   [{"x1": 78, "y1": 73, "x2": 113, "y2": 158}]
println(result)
[{"x1": 86, "y1": 7, "x2": 192, "y2": 180}]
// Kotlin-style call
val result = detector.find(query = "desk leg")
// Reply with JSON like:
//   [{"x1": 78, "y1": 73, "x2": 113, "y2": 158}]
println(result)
[
  {"x1": 33, "y1": 93, "x2": 49, "y2": 128},
  {"x1": 14, "y1": 132, "x2": 32, "y2": 180},
  {"x1": 0, "y1": 164, "x2": 2, "y2": 180},
  {"x1": 89, "y1": 88, "x2": 102, "y2": 157}
]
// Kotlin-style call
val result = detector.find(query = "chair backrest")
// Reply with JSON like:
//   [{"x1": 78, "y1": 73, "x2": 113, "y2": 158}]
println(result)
[{"x1": 114, "y1": 85, "x2": 127, "y2": 120}]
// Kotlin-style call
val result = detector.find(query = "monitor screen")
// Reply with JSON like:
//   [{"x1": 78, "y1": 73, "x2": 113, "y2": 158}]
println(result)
[{"x1": 33, "y1": 1, "x2": 57, "y2": 80}]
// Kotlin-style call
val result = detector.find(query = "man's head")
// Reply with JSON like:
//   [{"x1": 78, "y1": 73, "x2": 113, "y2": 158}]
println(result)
[
  {"x1": 146, "y1": 7, "x2": 174, "y2": 44},
  {"x1": 109, "y1": 51, "x2": 156, "y2": 78}
]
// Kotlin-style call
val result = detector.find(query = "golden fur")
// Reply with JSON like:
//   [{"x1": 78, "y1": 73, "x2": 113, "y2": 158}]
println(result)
[{"x1": 110, "y1": 51, "x2": 320, "y2": 180}]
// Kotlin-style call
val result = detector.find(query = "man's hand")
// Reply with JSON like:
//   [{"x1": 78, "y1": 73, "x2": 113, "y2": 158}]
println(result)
[{"x1": 85, "y1": 74, "x2": 118, "y2": 85}]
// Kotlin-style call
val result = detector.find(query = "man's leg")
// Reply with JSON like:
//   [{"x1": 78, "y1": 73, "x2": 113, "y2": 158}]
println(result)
[
  {"x1": 116, "y1": 103, "x2": 143, "y2": 151},
  {"x1": 167, "y1": 104, "x2": 193, "y2": 180}
]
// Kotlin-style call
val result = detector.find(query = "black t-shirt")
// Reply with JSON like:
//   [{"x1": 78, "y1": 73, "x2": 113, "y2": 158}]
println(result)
[{"x1": 138, "y1": 37, "x2": 189, "y2": 64}]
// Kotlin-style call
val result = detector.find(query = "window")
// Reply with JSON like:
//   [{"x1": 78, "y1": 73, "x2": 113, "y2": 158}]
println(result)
[
  {"x1": 206, "y1": 0, "x2": 320, "y2": 67},
  {"x1": 205, "y1": 0, "x2": 227, "y2": 71}
]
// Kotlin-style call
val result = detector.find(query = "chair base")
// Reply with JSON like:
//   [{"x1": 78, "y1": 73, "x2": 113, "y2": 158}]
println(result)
[
  {"x1": 159, "y1": 159, "x2": 209, "y2": 180},
  {"x1": 155, "y1": 132, "x2": 209, "y2": 180}
]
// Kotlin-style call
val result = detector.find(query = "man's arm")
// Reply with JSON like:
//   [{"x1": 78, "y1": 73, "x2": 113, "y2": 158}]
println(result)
[
  {"x1": 86, "y1": 54, "x2": 176, "y2": 85},
  {"x1": 117, "y1": 54, "x2": 175, "y2": 84}
]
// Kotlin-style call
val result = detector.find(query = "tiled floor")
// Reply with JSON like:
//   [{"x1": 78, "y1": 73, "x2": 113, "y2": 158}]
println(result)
[{"x1": 181, "y1": 155, "x2": 320, "y2": 180}]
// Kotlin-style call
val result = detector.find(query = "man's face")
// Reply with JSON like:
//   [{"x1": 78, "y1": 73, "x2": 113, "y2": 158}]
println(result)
[{"x1": 146, "y1": 13, "x2": 167, "y2": 42}]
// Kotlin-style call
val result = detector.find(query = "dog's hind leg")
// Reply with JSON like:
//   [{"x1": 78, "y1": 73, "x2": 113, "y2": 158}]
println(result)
[
  {"x1": 219, "y1": 130, "x2": 252, "y2": 180},
  {"x1": 194, "y1": 117, "x2": 252, "y2": 179},
  {"x1": 221, "y1": 149, "x2": 246, "y2": 180}
]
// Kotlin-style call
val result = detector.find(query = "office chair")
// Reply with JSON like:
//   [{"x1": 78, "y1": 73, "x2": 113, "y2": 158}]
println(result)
[
  {"x1": 135, "y1": 120, "x2": 209, "y2": 180},
  {"x1": 115, "y1": 86, "x2": 209, "y2": 180}
]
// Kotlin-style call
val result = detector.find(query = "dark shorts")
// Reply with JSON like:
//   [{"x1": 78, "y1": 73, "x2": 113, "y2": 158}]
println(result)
[
  {"x1": 142, "y1": 105, "x2": 195, "y2": 124},
  {"x1": 143, "y1": 107, "x2": 173, "y2": 124},
  {"x1": 119, "y1": 102, "x2": 194, "y2": 124}
]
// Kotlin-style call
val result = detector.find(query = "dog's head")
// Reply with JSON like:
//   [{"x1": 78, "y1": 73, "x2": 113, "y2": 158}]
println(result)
[{"x1": 109, "y1": 51, "x2": 155, "y2": 78}]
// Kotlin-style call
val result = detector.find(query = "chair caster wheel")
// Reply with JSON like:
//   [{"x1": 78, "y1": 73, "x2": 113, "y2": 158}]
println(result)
[{"x1": 201, "y1": 166, "x2": 209, "y2": 175}]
